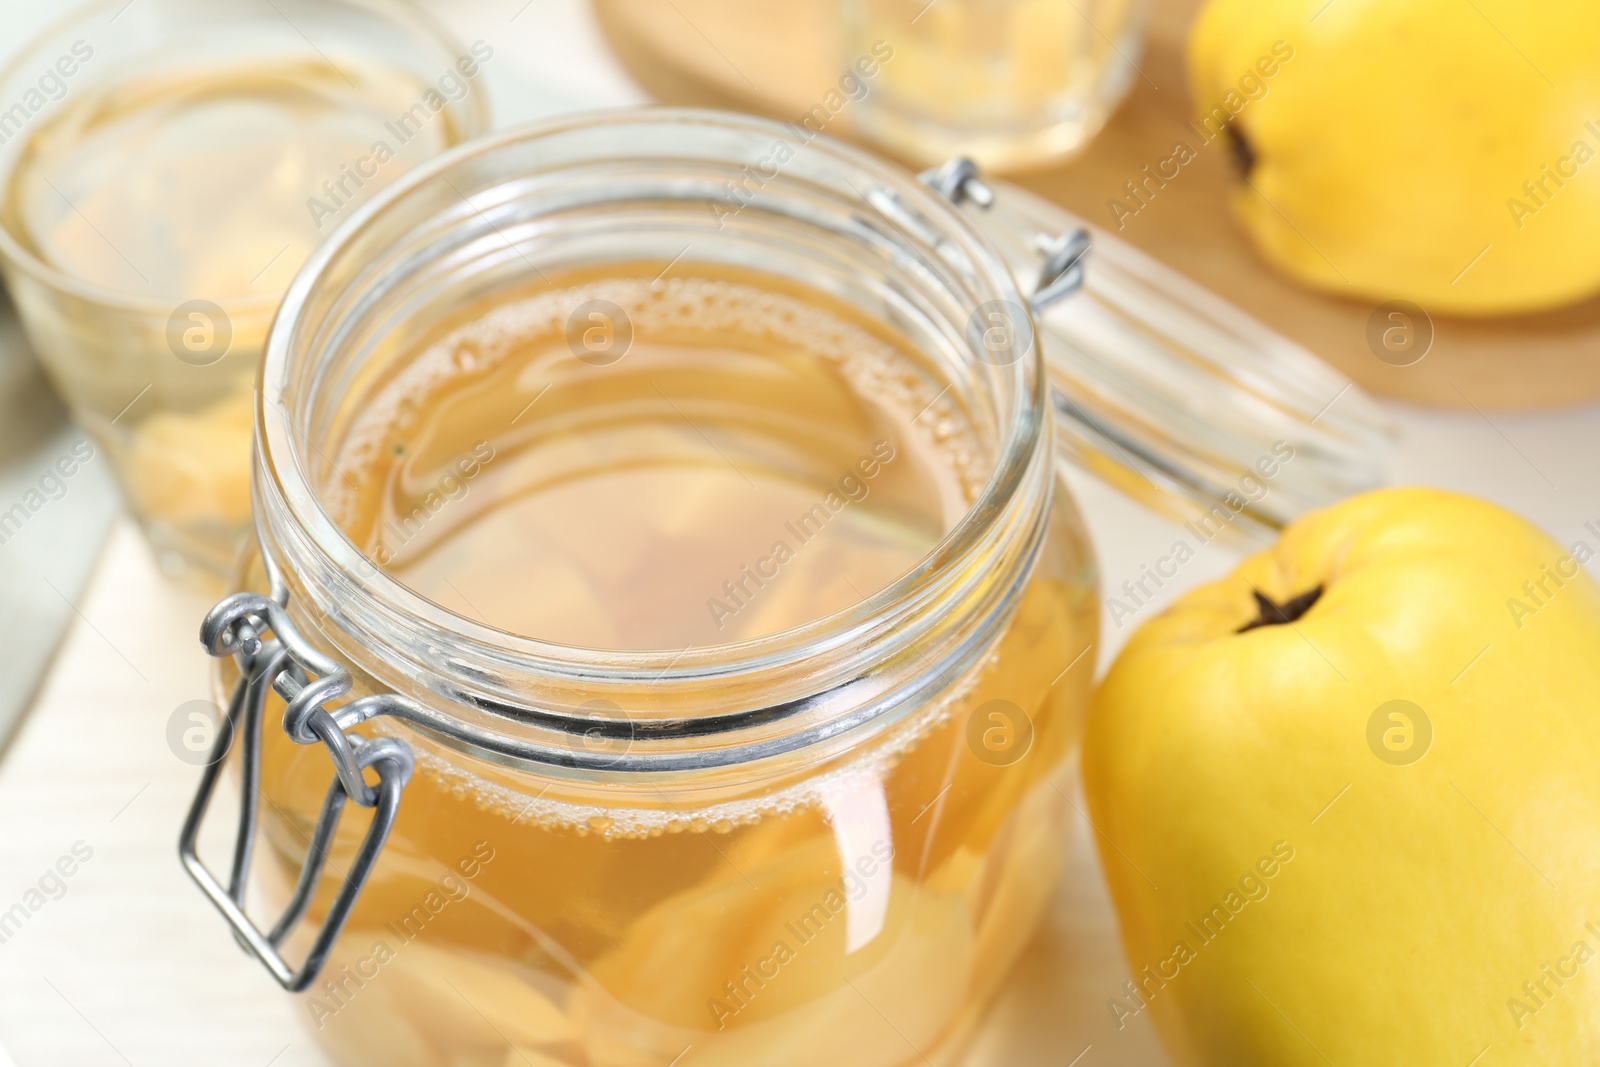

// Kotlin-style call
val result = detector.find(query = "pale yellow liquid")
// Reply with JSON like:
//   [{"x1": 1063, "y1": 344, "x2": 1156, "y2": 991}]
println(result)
[
  {"x1": 2, "y1": 58, "x2": 464, "y2": 573},
  {"x1": 849, "y1": 0, "x2": 1142, "y2": 166},
  {"x1": 254, "y1": 266, "x2": 1097, "y2": 1067},
  {"x1": 11, "y1": 58, "x2": 455, "y2": 298}
]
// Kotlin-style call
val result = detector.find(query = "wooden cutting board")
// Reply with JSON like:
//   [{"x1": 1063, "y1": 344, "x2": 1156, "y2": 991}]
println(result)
[{"x1": 593, "y1": 0, "x2": 1600, "y2": 411}]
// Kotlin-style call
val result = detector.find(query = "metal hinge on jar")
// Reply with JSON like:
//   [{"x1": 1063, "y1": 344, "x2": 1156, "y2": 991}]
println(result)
[
  {"x1": 920, "y1": 157, "x2": 1091, "y2": 315},
  {"x1": 919, "y1": 157, "x2": 1392, "y2": 539},
  {"x1": 181, "y1": 591, "x2": 415, "y2": 992}
]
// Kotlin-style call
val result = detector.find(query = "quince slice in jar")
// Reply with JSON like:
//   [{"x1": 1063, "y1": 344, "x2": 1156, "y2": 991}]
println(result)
[
  {"x1": 570, "y1": 825, "x2": 975, "y2": 1067},
  {"x1": 388, "y1": 940, "x2": 577, "y2": 1052}
]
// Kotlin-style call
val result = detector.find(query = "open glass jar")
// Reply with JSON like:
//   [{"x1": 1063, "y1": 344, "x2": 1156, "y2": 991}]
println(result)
[{"x1": 183, "y1": 110, "x2": 1388, "y2": 1067}]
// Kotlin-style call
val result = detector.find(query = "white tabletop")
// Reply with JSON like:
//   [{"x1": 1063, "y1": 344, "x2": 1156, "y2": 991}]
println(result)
[{"x1": 1, "y1": 2, "x2": 1597, "y2": 1065}]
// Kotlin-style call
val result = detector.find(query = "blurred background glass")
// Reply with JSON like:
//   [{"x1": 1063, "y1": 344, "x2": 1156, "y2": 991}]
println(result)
[
  {"x1": 843, "y1": 0, "x2": 1150, "y2": 169},
  {"x1": 0, "y1": 0, "x2": 488, "y2": 580},
  {"x1": 593, "y1": 0, "x2": 1149, "y2": 171}
]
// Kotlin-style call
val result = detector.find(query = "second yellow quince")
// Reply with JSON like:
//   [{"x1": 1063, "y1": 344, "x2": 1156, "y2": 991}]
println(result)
[{"x1": 1189, "y1": 0, "x2": 1600, "y2": 315}]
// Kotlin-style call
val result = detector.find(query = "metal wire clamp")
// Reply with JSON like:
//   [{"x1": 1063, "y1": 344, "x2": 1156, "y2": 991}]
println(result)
[{"x1": 179, "y1": 590, "x2": 415, "y2": 992}]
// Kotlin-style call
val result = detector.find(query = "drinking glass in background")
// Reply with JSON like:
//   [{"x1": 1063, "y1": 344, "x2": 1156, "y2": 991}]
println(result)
[
  {"x1": 842, "y1": 0, "x2": 1150, "y2": 170},
  {"x1": 0, "y1": 0, "x2": 489, "y2": 579}
]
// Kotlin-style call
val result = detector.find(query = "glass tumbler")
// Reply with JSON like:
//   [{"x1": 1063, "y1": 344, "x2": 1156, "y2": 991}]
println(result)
[
  {"x1": 176, "y1": 110, "x2": 1390, "y2": 1067},
  {"x1": 0, "y1": 0, "x2": 489, "y2": 578},
  {"x1": 842, "y1": 0, "x2": 1152, "y2": 170}
]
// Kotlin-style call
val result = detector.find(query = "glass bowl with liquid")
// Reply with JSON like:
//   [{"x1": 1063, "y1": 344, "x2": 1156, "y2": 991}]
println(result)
[
  {"x1": 0, "y1": 0, "x2": 489, "y2": 578},
  {"x1": 841, "y1": 0, "x2": 1152, "y2": 169},
  {"x1": 181, "y1": 109, "x2": 1389, "y2": 1067}
]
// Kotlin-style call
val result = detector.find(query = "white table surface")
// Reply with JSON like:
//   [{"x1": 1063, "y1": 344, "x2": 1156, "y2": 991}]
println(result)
[{"x1": 2, "y1": 2, "x2": 1598, "y2": 1065}]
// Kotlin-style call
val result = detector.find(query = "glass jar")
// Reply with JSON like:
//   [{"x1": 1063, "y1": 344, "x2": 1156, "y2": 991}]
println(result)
[
  {"x1": 0, "y1": 0, "x2": 488, "y2": 578},
  {"x1": 181, "y1": 110, "x2": 1389, "y2": 1067}
]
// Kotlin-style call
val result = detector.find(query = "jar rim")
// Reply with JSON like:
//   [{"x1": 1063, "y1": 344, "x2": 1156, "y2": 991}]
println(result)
[
  {"x1": 0, "y1": 0, "x2": 488, "y2": 315},
  {"x1": 254, "y1": 107, "x2": 1054, "y2": 760}
]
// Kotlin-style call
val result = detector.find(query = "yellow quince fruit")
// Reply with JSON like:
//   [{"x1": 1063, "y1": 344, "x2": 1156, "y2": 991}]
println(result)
[
  {"x1": 1189, "y1": 0, "x2": 1600, "y2": 315},
  {"x1": 1084, "y1": 487, "x2": 1600, "y2": 1064}
]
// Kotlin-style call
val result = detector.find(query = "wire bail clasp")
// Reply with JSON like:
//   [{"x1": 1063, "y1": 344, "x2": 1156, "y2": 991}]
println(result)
[{"x1": 179, "y1": 591, "x2": 414, "y2": 992}]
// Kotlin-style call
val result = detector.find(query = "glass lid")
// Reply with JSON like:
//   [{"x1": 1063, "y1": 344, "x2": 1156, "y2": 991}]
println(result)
[{"x1": 920, "y1": 160, "x2": 1394, "y2": 540}]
